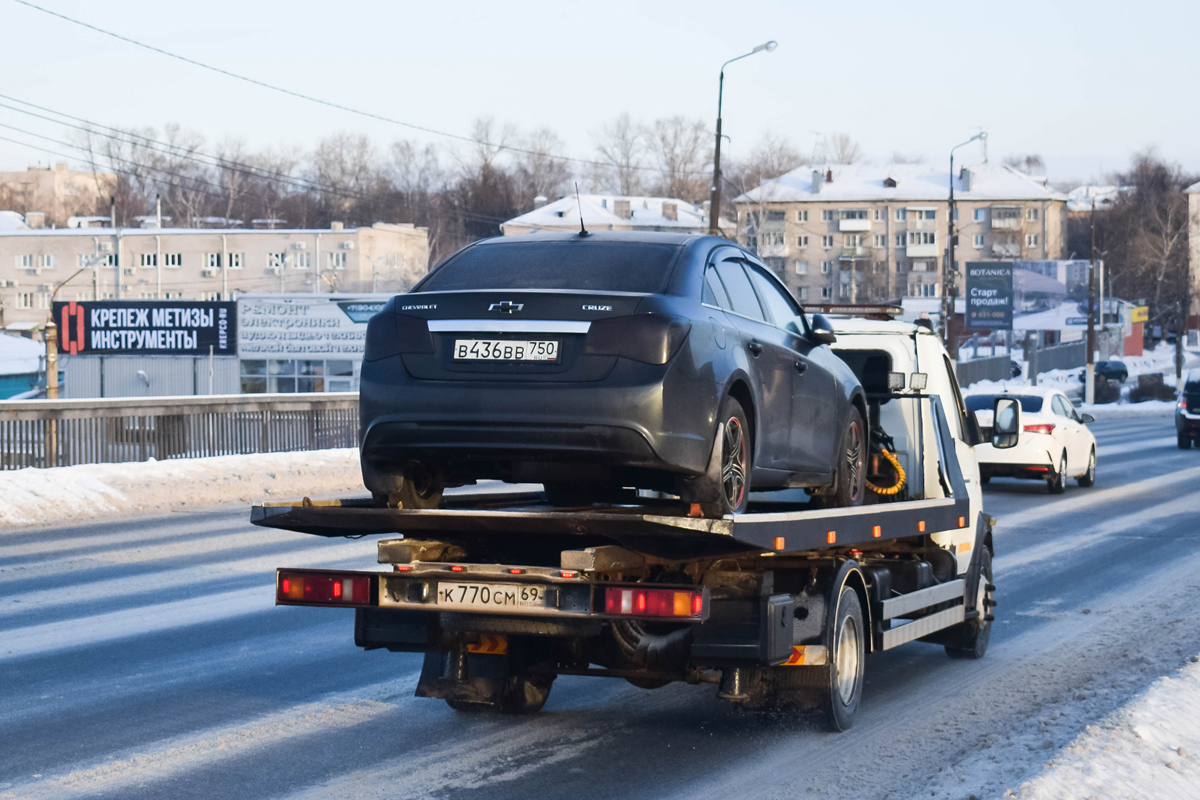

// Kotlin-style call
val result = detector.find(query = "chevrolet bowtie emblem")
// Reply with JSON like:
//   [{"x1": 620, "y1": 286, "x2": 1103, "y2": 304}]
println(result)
[{"x1": 489, "y1": 301, "x2": 524, "y2": 313}]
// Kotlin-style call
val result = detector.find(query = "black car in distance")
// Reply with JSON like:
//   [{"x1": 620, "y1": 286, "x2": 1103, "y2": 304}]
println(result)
[
  {"x1": 359, "y1": 232, "x2": 868, "y2": 517},
  {"x1": 1078, "y1": 360, "x2": 1128, "y2": 383}
]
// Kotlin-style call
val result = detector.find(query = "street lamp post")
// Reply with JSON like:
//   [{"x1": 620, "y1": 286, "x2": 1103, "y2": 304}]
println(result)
[
  {"x1": 709, "y1": 40, "x2": 777, "y2": 236},
  {"x1": 944, "y1": 132, "x2": 987, "y2": 357}
]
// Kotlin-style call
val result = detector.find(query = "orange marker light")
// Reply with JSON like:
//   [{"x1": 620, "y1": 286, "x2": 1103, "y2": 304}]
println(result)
[
  {"x1": 827, "y1": 531, "x2": 837, "y2": 544},
  {"x1": 918, "y1": 520, "x2": 926, "y2": 532},
  {"x1": 872, "y1": 525, "x2": 882, "y2": 538},
  {"x1": 774, "y1": 536, "x2": 785, "y2": 551},
  {"x1": 958, "y1": 516, "x2": 967, "y2": 528}
]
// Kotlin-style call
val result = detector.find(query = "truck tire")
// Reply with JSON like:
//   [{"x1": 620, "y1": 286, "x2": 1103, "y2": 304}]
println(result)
[
  {"x1": 1047, "y1": 453, "x2": 1067, "y2": 494},
  {"x1": 690, "y1": 396, "x2": 752, "y2": 518},
  {"x1": 944, "y1": 547, "x2": 994, "y2": 660},
  {"x1": 446, "y1": 673, "x2": 554, "y2": 714},
  {"x1": 1179, "y1": 433, "x2": 1193, "y2": 450},
  {"x1": 1076, "y1": 447, "x2": 1096, "y2": 487},
  {"x1": 811, "y1": 409, "x2": 866, "y2": 509},
  {"x1": 366, "y1": 460, "x2": 444, "y2": 510},
  {"x1": 820, "y1": 586, "x2": 865, "y2": 731}
]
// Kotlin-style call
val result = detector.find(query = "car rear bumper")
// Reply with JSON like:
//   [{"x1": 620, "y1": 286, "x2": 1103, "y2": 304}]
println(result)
[
  {"x1": 975, "y1": 439, "x2": 1056, "y2": 479},
  {"x1": 1178, "y1": 411, "x2": 1200, "y2": 434}
]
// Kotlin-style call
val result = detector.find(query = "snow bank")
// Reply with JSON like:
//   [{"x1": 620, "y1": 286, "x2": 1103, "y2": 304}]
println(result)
[
  {"x1": 0, "y1": 448, "x2": 364, "y2": 530},
  {"x1": 0, "y1": 333, "x2": 42, "y2": 376},
  {"x1": 1010, "y1": 655, "x2": 1200, "y2": 799}
]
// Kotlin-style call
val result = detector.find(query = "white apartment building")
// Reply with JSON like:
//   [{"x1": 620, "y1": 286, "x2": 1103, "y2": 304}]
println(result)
[
  {"x1": 0, "y1": 163, "x2": 117, "y2": 228},
  {"x1": 0, "y1": 220, "x2": 429, "y2": 331},
  {"x1": 501, "y1": 194, "x2": 733, "y2": 236},
  {"x1": 734, "y1": 162, "x2": 1067, "y2": 304}
]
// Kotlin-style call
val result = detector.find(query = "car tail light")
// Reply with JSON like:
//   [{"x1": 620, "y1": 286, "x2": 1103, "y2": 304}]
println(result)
[
  {"x1": 364, "y1": 312, "x2": 433, "y2": 361},
  {"x1": 584, "y1": 314, "x2": 692, "y2": 365},
  {"x1": 603, "y1": 586, "x2": 705, "y2": 619},
  {"x1": 277, "y1": 570, "x2": 373, "y2": 606},
  {"x1": 1023, "y1": 424, "x2": 1055, "y2": 435}
]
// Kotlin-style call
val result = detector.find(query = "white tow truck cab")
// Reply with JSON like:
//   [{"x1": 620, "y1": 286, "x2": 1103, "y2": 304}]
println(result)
[{"x1": 258, "y1": 306, "x2": 1021, "y2": 730}]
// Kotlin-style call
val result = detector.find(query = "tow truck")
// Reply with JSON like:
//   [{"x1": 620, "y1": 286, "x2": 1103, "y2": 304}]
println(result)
[{"x1": 254, "y1": 306, "x2": 1022, "y2": 730}]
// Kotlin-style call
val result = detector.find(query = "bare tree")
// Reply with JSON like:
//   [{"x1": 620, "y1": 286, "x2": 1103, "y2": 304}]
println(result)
[
  {"x1": 820, "y1": 132, "x2": 862, "y2": 165},
  {"x1": 512, "y1": 127, "x2": 573, "y2": 209},
  {"x1": 647, "y1": 116, "x2": 710, "y2": 201},
  {"x1": 889, "y1": 151, "x2": 926, "y2": 164},
  {"x1": 594, "y1": 113, "x2": 647, "y2": 195},
  {"x1": 1003, "y1": 154, "x2": 1046, "y2": 174}
]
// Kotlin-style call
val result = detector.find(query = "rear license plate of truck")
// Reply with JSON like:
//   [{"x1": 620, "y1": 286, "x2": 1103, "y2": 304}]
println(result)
[
  {"x1": 453, "y1": 339, "x2": 559, "y2": 361},
  {"x1": 437, "y1": 582, "x2": 547, "y2": 609}
]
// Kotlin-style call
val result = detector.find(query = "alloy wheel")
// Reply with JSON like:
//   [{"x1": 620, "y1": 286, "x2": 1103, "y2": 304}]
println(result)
[
  {"x1": 845, "y1": 422, "x2": 863, "y2": 504},
  {"x1": 721, "y1": 418, "x2": 747, "y2": 511}
]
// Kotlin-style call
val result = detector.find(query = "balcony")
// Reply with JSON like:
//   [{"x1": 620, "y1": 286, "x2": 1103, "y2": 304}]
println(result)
[
  {"x1": 839, "y1": 245, "x2": 872, "y2": 260},
  {"x1": 906, "y1": 243, "x2": 939, "y2": 258},
  {"x1": 990, "y1": 206, "x2": 1022, "y2": 229},
  {"x1": 907, "y1": 218, "x2": 937, "y2": 231},
  {"x1": 838, "y1": 218, "x2": 871, "y2": 232},
  {"x1": 991, "y1": 242, "x2": 1021, "y2": 257}
]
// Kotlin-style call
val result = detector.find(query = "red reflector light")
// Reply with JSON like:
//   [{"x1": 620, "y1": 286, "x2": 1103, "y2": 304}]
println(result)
[
  {"x1": 281, "y1": 578, "x2": 290, "y2": 594},
  {"x1": 603, "y1": 587, "x2": 704, "y2": 618},
  {"x1": 560, "y1": 571, "x2": 577, "y2": 579},
  {"x1": 395, "y1": 564, "x2": 413, "y2": 572},
  {"x1": 508, "y1": 568, "x2": 524, "y2": 575},
  {"x1": 1024, "y1": 424, "x2": 1056, "y2": 435},
  {"x1": 276, "y1": 571, "x2": 371, "y2": 605},
  {"x1": 1028, "y1": 466, "x2": 1049, "y2": 472},
  {"x1": 450, "y1": 565, "x2": 465, "y2": 573},
  {"x1": 332, "y1": 581, "x2": 343, "y2": 598}
]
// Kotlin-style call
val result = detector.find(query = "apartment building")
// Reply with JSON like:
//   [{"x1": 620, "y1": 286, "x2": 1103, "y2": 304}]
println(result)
[
  {"x1": 0, "y1": 220, "x2": 429, "y2": 331},
  {"x1": 0, "y1": 163, "x2": 117, "y2": 228},
  {"x1": 501, "y1": 193, "x2": 733, "y2": 236},
  {"x1": 734, "y1": 162, "x2": 1067, "y2": 304},
  {"x1": 1189, "y1": 181, "x2": 1200, "y2": 327}
]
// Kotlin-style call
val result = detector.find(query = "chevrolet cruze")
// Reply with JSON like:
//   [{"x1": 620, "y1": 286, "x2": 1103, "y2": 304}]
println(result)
[{"x1": 359, "y1": 231, "x2": 868, "y2": 516}]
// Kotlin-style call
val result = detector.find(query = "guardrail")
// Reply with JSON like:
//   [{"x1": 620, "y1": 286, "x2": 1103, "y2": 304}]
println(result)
[{"x1": 0, "y1": 393, "x2": 359, "y2": 470}]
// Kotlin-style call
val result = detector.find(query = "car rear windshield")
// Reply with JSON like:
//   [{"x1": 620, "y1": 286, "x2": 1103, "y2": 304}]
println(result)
[
  {"x1": 416, "y1": 242, "x2": 681, "y2": 293},
  {"x1": 965, "y1": 394, "x2": 1044, "y2": 413}
]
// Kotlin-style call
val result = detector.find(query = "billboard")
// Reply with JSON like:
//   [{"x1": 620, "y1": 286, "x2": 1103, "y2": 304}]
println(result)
[
  {"x1": 964, "y1": 261, "x2": 1014, "y2": 329},
  {"x1": 53, "y1": 300, "x2": 236, "y2": 356},
  {"x1": 236, "y1": 294, "x2": 389, "y2": 359}
]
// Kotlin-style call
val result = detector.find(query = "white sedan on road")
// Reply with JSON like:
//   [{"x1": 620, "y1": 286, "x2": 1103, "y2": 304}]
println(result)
[{"x1": 968, "y1": 388, "x2": 1097, "y2": 493}]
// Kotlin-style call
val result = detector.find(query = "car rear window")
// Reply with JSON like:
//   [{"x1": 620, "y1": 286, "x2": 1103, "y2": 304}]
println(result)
[
  {"x1": 965, "y1": 394, "x2": 1044, "y2": 413},
  {"x1": 416, "y1": 242, "x2": 681, "y2": 293}
]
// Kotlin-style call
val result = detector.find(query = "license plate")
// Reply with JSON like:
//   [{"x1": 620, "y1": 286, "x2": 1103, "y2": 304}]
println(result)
[
  {"x1": 437, "y1": 582, "x2": 548, "y2": 610},
  {"x1": 453, "y1": 339, "x2": 559, "y2": 362}
]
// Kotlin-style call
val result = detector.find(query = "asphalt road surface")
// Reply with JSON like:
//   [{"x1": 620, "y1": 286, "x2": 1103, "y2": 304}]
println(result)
[{"x1": 3, "y1": 412, "x2": 1199, "y2": 800}]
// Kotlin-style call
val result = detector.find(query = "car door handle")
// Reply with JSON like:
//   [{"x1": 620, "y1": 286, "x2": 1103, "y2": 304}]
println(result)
[
  {"x1": 794, "y1": 359, "x2": 807, "y2": 374},
  {"x1": 748, "y1": 340, "x2": 763, "y2": 356}
]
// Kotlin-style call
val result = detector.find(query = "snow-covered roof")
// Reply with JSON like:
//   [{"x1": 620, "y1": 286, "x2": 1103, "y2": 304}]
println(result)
[
  {"x1": 735, "y1": 162, "x2": 1068, "y2": 204},
  {"x1": 1187, "y1": 181, "x2": 1200, "y2": 194},
  {"x1": 0, "y1": 210, "x2": 29, "y2": 231},
  {"x1": 501, "y1": 194, "x2": 731, "y2": 234},
  {"x1": 1067, "y1": 185, "x2": 1128, "y2": 212},
  {"x1": 0, "y1": 222, "x2": 419, "y2": 238},
  {"x1": 0, "y1": 332, "x2": 42, "y2": 376}
]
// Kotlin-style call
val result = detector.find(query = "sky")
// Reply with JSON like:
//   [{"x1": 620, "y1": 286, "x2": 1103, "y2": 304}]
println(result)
[{"x1": 0, "y1": 0, "x2": 1197, "y2": 188}]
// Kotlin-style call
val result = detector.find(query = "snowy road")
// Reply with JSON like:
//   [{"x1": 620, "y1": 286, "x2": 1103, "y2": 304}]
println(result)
[{"x1": 3, "y1": 413, "x2": 1199, "y2": 800}]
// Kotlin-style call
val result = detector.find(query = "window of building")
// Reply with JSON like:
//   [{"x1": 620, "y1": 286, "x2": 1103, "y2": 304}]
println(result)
[
  {"x1": 140, "y1": 253, "x2": 157, "y2": 268},
  {"x1": 1027, "y1": 208, "x2": 1039, "y2": 221},
  {"x1": 796, "y1": 210, "x2": 808, "y2": 222},
  {"x1": 745, "y1": 211, "x2": 760, "y2": 228},
  {"x1": 838, "y1": 283, "x2": 852, "y2": 299},
  {"x1": 17, "y1": 292, "x2": 33, "y2": 308},
  {"x1": 164, "y1": 291, "x2": 183, "y2": 299},
  {"x1": 200, "y1": 291, "x2": 220, "y2": 301},
  {"x1": 164, "y1": 253, "x2": 182, "y2": 268},
  {"x1": 763, "y1": 256, "x2": 786, "y2": 272},
  {"x1": 744, "y1": 234, "x2": 758, "y2": 251},
  {"x1": 38, "y1": 292, "x2": 51, "y2": 309},
  {"x1": 895, "y1": 208, "x2": 907, "y2": 221},
  {"x1": 913, "y1": 209, "x2": 936, "y2": 220},
  {"x1": 17, "y1": 254, "x2": 33, "y2": 268},
  {"x1": 973, "y1": 234, "x2": 984, "y2": 248},
  {"x1": 39, "y1": 254, "x2": 55, "y2": 269},
  {"x1": 797, "y1": 286, "x2": 808, "y2": 300},
  {"x1": 267, "y1": 252, "x2": 286, "y2": 269},
  {"x1": 822, "y1": 210, "x2": 835, "y2": 222},
  {"x1": 821, "y1": 286, "x2": 832, "y2": 299},
  {"x1": 844, "y1": 234, "x2": 864, "y2": 248},
  {"x1": 974, "y1": 208, "x2": 986, "y2": 222},
  {"x1": 228, "y1": 253, "x2": 244, "y2": 269},
  {"x1": 294, "y1": 252, "x2": 311, "y2": 269},
  {"x1": 874, "y1": 208, "x2": 886, "y2": 221},
  {"x1": 139, "y1": 292, "x2": 157, "y2": 299},
  {"x1": 895, "y1": 233, "x2": 905, "y2": 247},
  {"x1": 795, "y1": 260, "x2": 808, "y2": 275},
  {"x1": 770, "y1": 233, "x2": 784, "y2": 246},
  {"x1": 240, "y1": 359, "x2": 357, "y2": 394},
  {"x1": 74, "y1": 291, "x2": 95, "y2": 301},
  {"x1": 896, "y1": 260, "x2": 907, "y2": 272},
  {"x1": 205, "y1": 253, "x2": 222, "y2": 269},
  {"x1": 101, "y1": 292, "x2": 116, "y2": 299},
  {"x1": 874, "y1": 234, "x2": 886, "y2": 248},
  {"x1": 100, "y1": 254, "x2": 118, "y2": 267},
  {"x1": 907, "y1": 231, "x2": 936, "y2": 245},
  {"x1": 874, "y1": 261, "x2": 887, "y2": 273},
  {"x1": 840, "y1": 209, "x2": 867, "y2": 220},
  {"x1": 796, "y1": 235, "x2": 808, "y2": 248},
  {"x1": 766, "y1": 210, "x2": 786, "y2": 222},
  {"x1": 1026, "y1": 234, "x2": 1039, "y2": 247},
  {"x1": 821, "y1": 235, "x2": 834, "y2": 248},
  {"x1": 821, "y1": 261, "x2": 832, "y2": 274}
]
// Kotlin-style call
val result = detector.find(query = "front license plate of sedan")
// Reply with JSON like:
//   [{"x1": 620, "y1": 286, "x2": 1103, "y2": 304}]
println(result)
[
  {"x1": 453, "y1": 339, "x2": 559, "y2": 362},
  {"x1": 437, "y1": 582, "x2": 548, "y2": 610}
]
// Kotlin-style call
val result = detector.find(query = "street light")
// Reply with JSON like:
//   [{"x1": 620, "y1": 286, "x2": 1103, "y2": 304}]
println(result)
[
  {"x1": 944, "y1": 131, "x2": 987, "y2": 355},
  {"x1": 708, "y1": 40, "x2": 778, "y2": 235}
]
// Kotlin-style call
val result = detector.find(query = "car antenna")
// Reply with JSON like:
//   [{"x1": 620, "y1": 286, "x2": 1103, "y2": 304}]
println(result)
[{"x1": 575, "y1": 182, "x2": 589, "y2": 237}]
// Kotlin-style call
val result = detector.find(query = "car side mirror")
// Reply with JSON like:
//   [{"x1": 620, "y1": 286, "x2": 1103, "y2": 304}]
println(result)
[
  {"x1": 1080, "y1": 412, "x2": 1095, "y2": 424},
  {"x1": 992, "y1": 397, "x2": 1021, "y2": 449},
  {"x1": 809, "y1": 313, "x2": 837, "y2": 345}
]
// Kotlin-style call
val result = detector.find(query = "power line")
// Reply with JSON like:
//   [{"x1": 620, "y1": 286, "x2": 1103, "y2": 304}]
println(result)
[{"x1": 12, "y1": 0, "x2": 707, "y2": 178}]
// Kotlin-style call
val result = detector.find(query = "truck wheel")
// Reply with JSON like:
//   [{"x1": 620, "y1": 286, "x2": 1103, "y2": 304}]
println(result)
[
  {"x1": 812, "y1": 409, "x2": 866, "y2": 509},
  {"x1": 820, "y1": 586, "x2": 865, "y2": 731},
  {"x1": 369, "y1": 461, "x2": 444, "y2": 509},
  {"x1": 1047, "y1": 454, "x2": 1067, "y2": 494},
  {"x1": 945, "y1": 548, "x2": 994, "y2": 660},
  {"x1": 1179, "y1": 433, "x2": 1193, "y2": 450},
  {"x1": 692, "y1": 396, "x2": 752, "y2": 518},
  {"x1": 1076, "y1": 448, "x2": 1096, "y2": 487}
]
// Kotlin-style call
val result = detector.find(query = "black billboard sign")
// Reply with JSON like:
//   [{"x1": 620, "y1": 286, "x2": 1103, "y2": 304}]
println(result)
[
  {"x1": 965, "y1": 261, "x2": 1014, "y2": 329},
  {"x1": 53, "y1": 300, "x2": 236, "y2": 356}
]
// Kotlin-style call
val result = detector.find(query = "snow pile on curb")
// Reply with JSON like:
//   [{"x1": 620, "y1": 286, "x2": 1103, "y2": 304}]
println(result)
[
  {"x1": 0, "y1": 449, "x2": 363, "y2": 530},
  {"x1": 1009, "y1": 655, "x2": 1200, "y2": 799}
]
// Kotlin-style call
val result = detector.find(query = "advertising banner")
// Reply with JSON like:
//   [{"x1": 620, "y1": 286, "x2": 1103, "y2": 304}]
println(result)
[
  {"x1": 53, "y1": 300, "x2": 236, "y2": 356},
  {"x1": 236, "y1": 294, "x2": 389, "y2": 359},
  {"x1": 965, "y1": 261, "x2": 1014, "y2": 329}
]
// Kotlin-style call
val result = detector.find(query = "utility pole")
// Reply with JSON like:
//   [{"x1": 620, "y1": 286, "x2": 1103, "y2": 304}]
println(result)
[
  {"x1": 1085, "y1": 203, "x2": 1097, "y2": 404},
  {"x1": 944, "y1": 132, "x2": 986, "y2": 359}
]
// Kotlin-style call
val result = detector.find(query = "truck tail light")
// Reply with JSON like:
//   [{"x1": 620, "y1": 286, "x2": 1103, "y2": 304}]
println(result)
[
  {"x1": 277, "y1": 570, "x2": 373, "y2": 606},
  {"x1": 603, "y1": 587, "x2": 705, "y2": 619},
  {"x1": 1023, "y1": 423, "x2": 1055, "y2": 435}
]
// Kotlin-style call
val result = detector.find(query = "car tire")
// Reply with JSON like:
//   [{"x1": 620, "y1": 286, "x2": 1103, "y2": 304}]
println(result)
[
  {"x1": 812, "y1": 408, "x2": 866, "y2": 509},
  {"x1": 820, "y1": 586, "x2": 865, "y2": 731},
  {"x1": 368, "y1": 461, "x2": 444, "y2": 509},
  {"x1": 1048, "y1": 453, "x2": 1067, "y2": 494},
  {"x1": 1179, "y1": 433, "x2": 1193, "y2": 450},
  {"x1": 1076, "y1": 447, "x2": 1096, "y2": 487},
  {"x1": 944, "y1": 547, "x2": 994, "y2": 660},
  {"x1": 692, "y1": 396, "x2": 752, "y2": 518}
]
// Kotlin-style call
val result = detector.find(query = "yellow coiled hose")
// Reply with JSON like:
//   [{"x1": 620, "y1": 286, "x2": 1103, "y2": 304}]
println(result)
[{"x1": 866, "y1": 448, "x2": 906, "y2": 495}]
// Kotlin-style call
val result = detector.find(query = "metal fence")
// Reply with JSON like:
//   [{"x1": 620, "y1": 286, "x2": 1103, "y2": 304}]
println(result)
[
  {"x1": 1029, "y1": 340, "x2": 1087, "y2": 383},
  {"x1": 955, "y1": 355, "x2": 1012, "y2": 388},
  {"x1": 0, "y1": 393, "x2": 359, "y2": 470}
]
